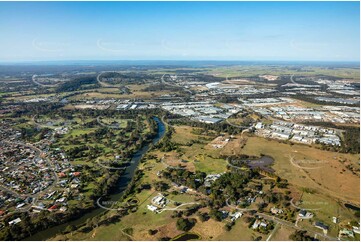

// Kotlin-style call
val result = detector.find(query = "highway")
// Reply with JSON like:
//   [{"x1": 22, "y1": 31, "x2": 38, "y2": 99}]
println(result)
[
  {"x1": 161, "y1": 73, "x2": 193, "y2": 95},
  {"x1": 96, "y1": 71, "x2": 120, "y2": 87},
  {"x1": 31, "y1": 74, "x2": 58, "y2": 87}
]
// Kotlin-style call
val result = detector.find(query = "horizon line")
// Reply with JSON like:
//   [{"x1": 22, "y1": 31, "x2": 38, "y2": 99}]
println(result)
[{"x1": 0, "y1": 59, "x2": 359, "y2": 65}]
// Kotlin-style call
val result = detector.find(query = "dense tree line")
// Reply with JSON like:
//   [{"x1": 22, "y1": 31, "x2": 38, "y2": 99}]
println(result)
[
  {"x1": 289, "y1": 230, "x2": 318, "y2": 241},
  {"x1": 56, "y1": 76, "x2": 99, "y2": 92},
  {"x1": 141, "y1": 84, "x2": 183, "y2": 92}
]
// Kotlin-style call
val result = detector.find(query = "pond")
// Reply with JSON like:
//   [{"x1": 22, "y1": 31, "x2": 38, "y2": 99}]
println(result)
[
  {"x1": 345, "y1": 203, "x2": 360, "y2": 211},
  {"x1": 244, "y1": 155, "x2": 275, "y2": 173},
  {"x1": 172, "y1": 232, "x2": 201, "y2": 241}
]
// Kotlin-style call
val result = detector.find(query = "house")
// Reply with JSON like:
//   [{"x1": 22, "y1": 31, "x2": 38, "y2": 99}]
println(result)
[
  {"x1": 48, "y1": 205, "x2": 58, "y2": 212},
  {"x1": 58, "y1": 172, "x2": 66, "y2": 178},
  {"x1": 314, "y1": 221, "x2": 329, "y2": 233},
  {"x1": 180, "y1": 187, "x2": 188, "y2": 194},
  {"x1": 230, "y1": 212, "x2": 243, "y2": 222},
  {"x1": 56, "y1": 197, "x2": 67, "y2": 203},
  {"x1": 16, "y1": 203, "x2": 26, "y2": 209},
  {"x1": 8, "y1": 218, "x2": 21, "y2": 225},
  {"x1": 339, "y1": 228, "x2": 354, "y2": 238},
  {"x1": 72, "y1": 172, "x2": 81, "y2": 177},
  {"x1": 332, "y1": 217, "x2": 339, "y2": 224},
  {"x1": 352, "y1": 226, "x2": 360, "y2": 234},
  {"x1": 255, "y1": 122, "x2": 264, "y2": 129},
  {"x1": 260, "y1": 221, "x2": 268, "y2": 228},
  {"x1": 299, "y1": 210, "x2": 307, "y2": 217},
  {"x1": 271, "y1": 207, "x2": 284, "y2": 214},
  {"x1": 152, "y1": 194, "x2": 167, "y2": 207},
  {"x1": 147, "y1": 205, "x2": 158, "y2": 212},
  {"x1": 252, "y1": 220, "x2": 261, "y2": 229},
  {"x1": 299, "y1": 209, "x2": 313, "y2": 218},
  {"x1": 59, "y1": 206, "x2": 67, "y2": 212}
]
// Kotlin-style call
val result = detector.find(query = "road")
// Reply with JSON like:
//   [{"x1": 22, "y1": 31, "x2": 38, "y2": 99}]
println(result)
[
  {"x1": 96, "y1": 116, "x2": 120, "y2": 129},
  {"x1": 290, "y1": 74, "x2": 298, "y2": 85},
  {"x1": 225, "y1": 158, "x2": 251, "y2": 172},
  {"x1": 95, "y1": 157, "x2": 127, "y2": 171},
  {"x1": 288, "y1": 155, "x2": 323, "y2": 170},
  {"x1": 256, "y1": 212, "x2": 338, "y2": 241},
  {"x1": 161, "y1": 73, "x2": 193, "y2": 95},
  {"x1": 157, "y1": 202, "x2": 200, "y2": 214},
  {"x1": 0, "y1": 139, "x2": 58, "y2": 213},
  {"x1": 266, "y1": 222, "x2": 280, "y2": 241},
  {"x1": 225, "y1": 119, "x2": 250, "y2": 130},
  {"x1": 225, "y1": 198, "x2": 337, "y2": 241},
  {"x1": 1, "y1": 139, "x2": 59, "y2": 199},
  {"x1": 31, "y1": 75, "x2": 58, "y2": 87},
  {"x1": 225, "y1": 198, "x2": 254, "y2": 212},
  {"x1": 96, "y1": 71, "x2": 120, "y2": 87}
]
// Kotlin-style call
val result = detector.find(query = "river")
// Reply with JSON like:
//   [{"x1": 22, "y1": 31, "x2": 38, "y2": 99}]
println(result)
[{"x1": 25, "y1": 117, "x2": 166, "y2": 240}]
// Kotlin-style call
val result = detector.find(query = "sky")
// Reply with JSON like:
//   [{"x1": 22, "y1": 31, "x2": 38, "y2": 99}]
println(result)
[{"x1": 0, "y1": 1, "x2": 359, "y2": 62}]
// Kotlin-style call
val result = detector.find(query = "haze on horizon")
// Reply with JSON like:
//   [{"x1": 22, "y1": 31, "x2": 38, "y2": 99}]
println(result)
[{"x1": 0, "y1": 1, "x2": 359, "y2": 62}]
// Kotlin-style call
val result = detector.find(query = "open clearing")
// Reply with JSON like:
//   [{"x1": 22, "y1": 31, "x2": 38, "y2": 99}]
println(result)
[{"x1": 241, "y1": 135, "x2": 360, "y2": 205}]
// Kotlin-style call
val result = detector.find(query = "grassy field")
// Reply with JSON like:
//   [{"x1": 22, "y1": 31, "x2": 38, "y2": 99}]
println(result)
[
  {"x1": 50, "y1": 122, "x2": 359, "y2": 241},
  {"x1": 51, "y1": 223, "x2": 131, "y2": 241},
  {"x1": 241, "y1": 135, "x2": 360, "y2": 204},
  {"x1": 171, "y1": 125, "x2": 214, "y2": 145},
  {"x1": 215, "y1": 218, "x2": 260, "y2": 240},
  {"x1": 270, "y1": 224, "x2": 295, "y2": 241},
  {"x1": 205, "y1": 66, "x2": 360, "y2": 79},
  {"x1": 99, "y1": 117, "x2": 128, "y2": 128}
]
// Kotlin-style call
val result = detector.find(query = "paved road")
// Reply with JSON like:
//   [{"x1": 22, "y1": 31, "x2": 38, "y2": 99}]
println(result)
[
  {"x1": 256, "y1": 213, "x2": 338, "y2": 241},
  {"x1": 290, "y1": 74, "x2": 298, "y2": 85},
  {"x1": 225, "y1": 199, "x2": 254, "y2": 212},
  {"x1": 225, "y1": 198, "x2": 337, "y2": 241},
  {"x1": 95, "y1": 157, "x2": 127, "y2": 171},
  {"x1": 158, "y1": 202, "x2": 200, "y2": 214},
  {"x1": 96, "y1": 71, "x2": 120, "y2": 87},
  {"x1": 161, "y1": 74, "x2": 193, "y2": 95},
  {"x1": 96, "y1": 116, "x2": 120, "y2": 129},
  {"x1": 1, "y1": 139, "x2": 59, "y2": 199},
  {"x1": 31, "y1": 75, "x2": 58, "y2": 87},
  {"x1": 225, "y1": 119, "x2": 250, "y2": 130}
]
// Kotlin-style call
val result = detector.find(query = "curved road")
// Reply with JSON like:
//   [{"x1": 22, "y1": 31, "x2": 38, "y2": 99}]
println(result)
[
  {"x1": 31, "y1": 75, "x2": 58, "y2": 87},
  {"x1": 161, "y1": 73, "x2": 193, "y2": 95},
  {"x1": 96, "y1": 71, "x2": 123, "y2": 87}
]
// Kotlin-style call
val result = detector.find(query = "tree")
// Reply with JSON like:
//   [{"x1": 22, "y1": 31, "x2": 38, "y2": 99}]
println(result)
[
  {"x1": 289, "y1": 230, "x2": 317, "y2": 241},
  {"x1": 148, "y1": 229, "x2": 158, "y2": 235},
  {"x1": 209, "y1": 209, "x2": 223, "y2": 222},
  {"x1": 154, "y1": 181, "x2": 169, "y2": 192},
  {"x1": 224, "y1": 222, "x2": 234, "y2": 231},
  {"x1": 176, "y1": 218, "x2": 196, "y2": 231}
]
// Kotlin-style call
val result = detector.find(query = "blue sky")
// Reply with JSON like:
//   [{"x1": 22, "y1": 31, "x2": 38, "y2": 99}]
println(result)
[{"x1": 0, "y1": 1, "x2": 359, "y2": 62}]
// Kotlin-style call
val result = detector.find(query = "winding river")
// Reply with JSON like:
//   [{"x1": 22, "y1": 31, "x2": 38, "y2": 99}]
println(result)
[{"x1": 25, "y1": 117, "x2": 166, "y2": 240}]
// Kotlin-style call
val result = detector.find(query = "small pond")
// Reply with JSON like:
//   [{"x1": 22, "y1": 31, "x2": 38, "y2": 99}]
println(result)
[
  {"x1": 172, "y1": 232, "x2": 201, "y2": 241},
  {"x1": 243, "y1": 155, "x2": 275, "y2": 173},
  {"x1": 345, "y1": 203, "x2": 360, "y2": 211}
]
